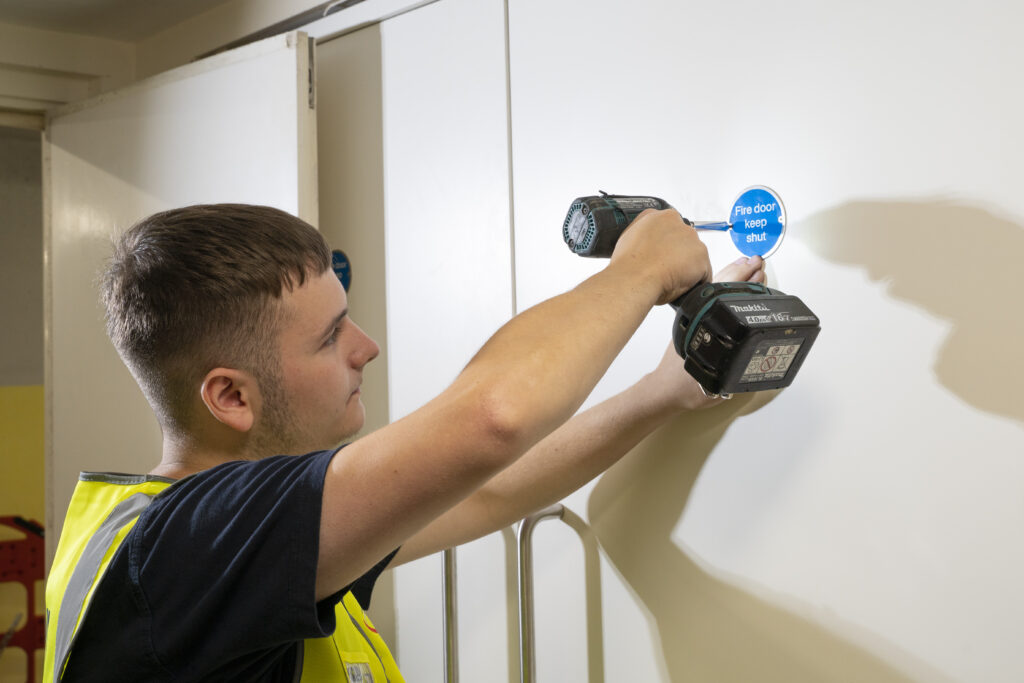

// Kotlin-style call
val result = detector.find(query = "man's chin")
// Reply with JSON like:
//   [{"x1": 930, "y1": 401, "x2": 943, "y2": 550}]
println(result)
[{"x1": 333, "y1": 421, "x2": 365, "y2": 447}]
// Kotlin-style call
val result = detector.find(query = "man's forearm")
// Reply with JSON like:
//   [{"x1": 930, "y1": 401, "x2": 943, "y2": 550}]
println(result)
[
  {"x1": 395, "y1": 371, "x2": 679, "y2": 562},
  {"x1": 471, "y1": 371, "x2": 676, "y2": 532}
]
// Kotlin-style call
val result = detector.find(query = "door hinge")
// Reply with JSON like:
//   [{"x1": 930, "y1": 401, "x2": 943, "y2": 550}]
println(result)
[{"x1": 308, "y1": 39, "x2": 316, "y2": 109}]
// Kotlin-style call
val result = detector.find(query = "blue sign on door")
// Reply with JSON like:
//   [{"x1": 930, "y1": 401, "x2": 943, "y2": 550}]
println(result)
[
  {"x1": 728, "y1": 186, "x2": 786, "y2": 258},
  {"x1": 332, "y1": 249, "x2": 352, "y2": 292}
]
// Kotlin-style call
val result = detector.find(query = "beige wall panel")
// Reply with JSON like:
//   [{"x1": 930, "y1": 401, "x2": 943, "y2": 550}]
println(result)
[
  {"x1": 0, "y1": 127, "x2": 43, "y2": 385},
  {"x1": 315, "y1": 21, "x2": 399, "y2": 654}
]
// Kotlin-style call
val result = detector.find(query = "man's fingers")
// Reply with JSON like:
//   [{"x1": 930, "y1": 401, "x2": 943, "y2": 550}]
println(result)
[{"x1": 713, "y1": 255, "x2": 765, "y2": 283}]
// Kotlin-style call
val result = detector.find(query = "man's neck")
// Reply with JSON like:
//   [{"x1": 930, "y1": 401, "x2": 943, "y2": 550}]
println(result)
[{"x1": 150, "y1": 436, "x2": 251, "y2": 480}]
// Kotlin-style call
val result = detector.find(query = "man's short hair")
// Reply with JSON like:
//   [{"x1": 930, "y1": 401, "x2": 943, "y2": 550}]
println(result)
[{"x1": 101, "y1": 204, "x2": 331, "y2": 436}]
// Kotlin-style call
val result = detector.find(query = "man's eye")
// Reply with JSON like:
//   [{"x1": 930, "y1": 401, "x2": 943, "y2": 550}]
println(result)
[{"x1": 325, "y1": 325, "x2": 342, "y2": 346}]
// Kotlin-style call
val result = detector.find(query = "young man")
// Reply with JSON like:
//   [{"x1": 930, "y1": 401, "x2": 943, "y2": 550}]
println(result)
[{"x1": 44, "y1": 203, "x2": 764, "y2": 681}]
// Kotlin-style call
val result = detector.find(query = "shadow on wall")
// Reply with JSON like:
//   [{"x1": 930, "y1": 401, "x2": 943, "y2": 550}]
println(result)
[
  {"x1": 800, "y1": 199, "x2": 1023, "y2": 424},
  {"x1": 588, "y1": 395, "x2": 951, "y2": 683},
  {"x1": 582, "y1": 198, "x2": 1016, "y2": 681}
]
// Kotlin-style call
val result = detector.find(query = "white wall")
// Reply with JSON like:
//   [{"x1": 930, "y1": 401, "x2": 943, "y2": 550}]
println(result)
[
  {"x1": 332, "y1": 0, "x2": 1024, "y2": 680},
  {"x1": 503, "y1": 0, "x2": 1024, "y2": 682}
]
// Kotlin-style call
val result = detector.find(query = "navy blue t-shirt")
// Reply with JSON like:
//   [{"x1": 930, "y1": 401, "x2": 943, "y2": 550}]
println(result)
[{"x1": 62, "y1": 450, "x2": 397, "y2": 682}]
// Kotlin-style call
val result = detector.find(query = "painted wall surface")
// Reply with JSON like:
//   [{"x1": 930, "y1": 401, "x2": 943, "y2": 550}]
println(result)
[
  {"x1": 502, "y1": 1, "x2": 1024, "y2": 682},
  {"x1": 337, "y1": 0, "x2": 1024, "y2": 680}
]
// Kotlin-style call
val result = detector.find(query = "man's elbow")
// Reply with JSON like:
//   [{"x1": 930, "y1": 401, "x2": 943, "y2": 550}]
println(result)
[{"x1": 471, "y1": 386, "x2": 537, "y2": 463}]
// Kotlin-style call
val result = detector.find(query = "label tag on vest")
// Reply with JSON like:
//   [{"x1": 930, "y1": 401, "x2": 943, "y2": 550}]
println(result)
[{"x1": 344, "y1": 661, "x2": 374, "y2": 682}]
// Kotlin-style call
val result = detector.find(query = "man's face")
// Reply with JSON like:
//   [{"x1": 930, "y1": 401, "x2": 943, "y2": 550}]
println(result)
[{"x1": 256, "y1": 268, "x2": 379, "y2": 454}]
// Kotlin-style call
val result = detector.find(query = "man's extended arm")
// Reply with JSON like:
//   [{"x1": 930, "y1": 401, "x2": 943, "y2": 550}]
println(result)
[
  {"x1": 392, "y1": 256, "x2": 766, "y2": 565},
  {"x1": 315, "y1": 209, "x2": 711, "y2": 599}
]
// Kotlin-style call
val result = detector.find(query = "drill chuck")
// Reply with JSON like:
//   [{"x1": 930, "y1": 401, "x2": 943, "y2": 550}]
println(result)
[{"x1": 563, "y1": 193, "x2": 671, "y2": 257}]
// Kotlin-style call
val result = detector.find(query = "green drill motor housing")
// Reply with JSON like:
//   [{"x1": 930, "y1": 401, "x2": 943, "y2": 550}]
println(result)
[{"x1": 563, "y1": 192, "x2": 820, "y2": 398}]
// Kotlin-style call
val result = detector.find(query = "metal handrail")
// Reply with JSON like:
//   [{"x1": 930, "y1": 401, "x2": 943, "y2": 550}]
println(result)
[
  {"x1": 516, "y1": 504, "x2": 565, "y2": 683},
  {"x1": 442, "y1": 503, "x2": 573, "y2": 683},
  {"x1": 442, "y1": 547, "x2": 458, "y2": 683}
]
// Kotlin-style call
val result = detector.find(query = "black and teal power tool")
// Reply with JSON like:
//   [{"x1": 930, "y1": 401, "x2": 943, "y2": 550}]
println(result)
[{"x1": 563, "y1": 192, "x2": 820, "y2": 398}]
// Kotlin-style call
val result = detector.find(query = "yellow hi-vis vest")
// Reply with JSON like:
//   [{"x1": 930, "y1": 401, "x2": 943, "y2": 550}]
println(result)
[{"x1": 43, "y1": 473, "x2": 405, "y2": 683}]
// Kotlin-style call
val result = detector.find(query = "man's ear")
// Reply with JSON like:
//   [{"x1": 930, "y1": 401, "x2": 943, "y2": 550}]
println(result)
[{"x1": 200, "y1": 368, "x2": 257, "y2": 433}]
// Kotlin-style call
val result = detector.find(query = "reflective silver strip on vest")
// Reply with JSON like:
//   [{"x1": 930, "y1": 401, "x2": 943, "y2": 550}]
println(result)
[
  {"x1": 51, "y1": 492, "x2": 155, "y2": 682},
  {"x1": 292, "y1": 641, "x2": 304, "y2": 683},
  {"x1": 343, "y1": 604, "x2": 390, "y2": 683}
]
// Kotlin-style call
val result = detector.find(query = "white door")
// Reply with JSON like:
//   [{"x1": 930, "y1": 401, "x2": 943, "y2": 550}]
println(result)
[
  {"x1": 44, "y1": 31, "x2": 317, "y2": 563},
  {"x1": 507, "y1": 2, "x2": 1024, "y2": 682}
]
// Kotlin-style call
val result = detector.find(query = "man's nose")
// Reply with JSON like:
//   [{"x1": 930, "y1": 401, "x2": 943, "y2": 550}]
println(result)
[{"x1": 350, "y1": 322, "x2": 380, "y2": 367}]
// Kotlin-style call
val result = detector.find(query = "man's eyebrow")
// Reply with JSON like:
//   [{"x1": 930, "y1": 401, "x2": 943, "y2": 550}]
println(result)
[{"x1": 319, "y1": 308, "x2": 349, "y2": 340}]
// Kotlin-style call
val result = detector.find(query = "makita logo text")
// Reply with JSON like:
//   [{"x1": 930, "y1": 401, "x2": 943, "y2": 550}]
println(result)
[{"x1": 729, "y1": 303, "x2": 770, "y2": 313}]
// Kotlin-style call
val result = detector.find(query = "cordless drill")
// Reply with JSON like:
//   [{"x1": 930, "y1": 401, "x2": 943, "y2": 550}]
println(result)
[{"x1": 563, "y1": 192, "x2": 820, "y2": 398}]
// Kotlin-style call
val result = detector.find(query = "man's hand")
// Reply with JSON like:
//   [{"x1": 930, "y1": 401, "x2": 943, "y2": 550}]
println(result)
[
  {"x1": 643, "y1": 255, "x2": 767, "y2": 412},
  {"x1": 610, "y1": 209, "x2": 713, "y2": 305}
]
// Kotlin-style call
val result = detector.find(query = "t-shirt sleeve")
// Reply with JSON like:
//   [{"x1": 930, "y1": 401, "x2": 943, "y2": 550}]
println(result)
[
  {"x1": 126, "y1": 449, "x2": 395, "y2": 675},
  {"x1": 344, "y1": 546, "x2": 399, "y2": 611}
]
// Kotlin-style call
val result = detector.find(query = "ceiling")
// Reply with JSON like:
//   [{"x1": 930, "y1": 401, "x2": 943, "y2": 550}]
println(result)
[{"x1": 0, "y1": 0, "x2": 233, "y2": 41}]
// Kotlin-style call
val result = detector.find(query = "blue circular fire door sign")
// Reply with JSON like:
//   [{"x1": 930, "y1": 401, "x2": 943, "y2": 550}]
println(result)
[
  {"x1": 331, "y1": 249, "x2": 352, "y2": 292},
  {"x1": 729, "y1": 186, "x2": 786, "y2": 258}
]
